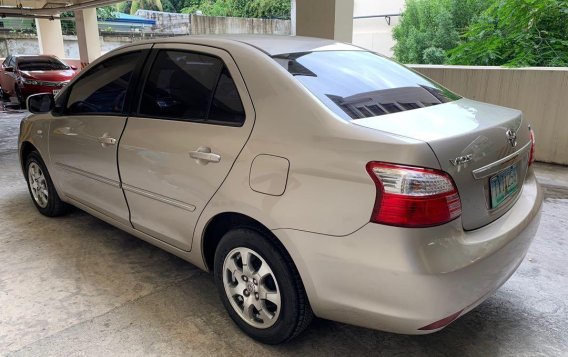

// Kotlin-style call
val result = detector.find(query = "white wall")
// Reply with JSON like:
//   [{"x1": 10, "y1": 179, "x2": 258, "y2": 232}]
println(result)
[{"x1": 352, "y1": 0, "x2": 405, "y2": 57}]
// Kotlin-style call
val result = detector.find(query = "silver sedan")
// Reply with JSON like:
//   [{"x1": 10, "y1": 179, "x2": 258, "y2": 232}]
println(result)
[{"x1": 19, "y1": 35, "x2": 542, "y2": 344}]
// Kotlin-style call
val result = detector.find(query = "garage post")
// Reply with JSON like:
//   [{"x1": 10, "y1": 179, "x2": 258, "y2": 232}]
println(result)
[
  {"x1": 35, "y1": 16, "x2": 65, "y2": 58},
  {"x1": 293, "y1": 0, "x2": 354, "y2": 42},
  {"x1": 75, "y1": 8, "x2": 101, "y2": 68}
]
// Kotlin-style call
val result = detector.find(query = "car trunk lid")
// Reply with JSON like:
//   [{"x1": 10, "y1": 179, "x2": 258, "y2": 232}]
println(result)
[{"x1": 353, "y1": 98, "x2": 532, "y2": 230}]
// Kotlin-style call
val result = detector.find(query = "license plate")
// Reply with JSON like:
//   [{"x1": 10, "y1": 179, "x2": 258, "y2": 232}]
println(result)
[
  {"x1": 489, "y1": 163, "x2": 519, "y2": 208},
  {"x1": 52, "y1": 89, "x2": 60, "y2": 96}
]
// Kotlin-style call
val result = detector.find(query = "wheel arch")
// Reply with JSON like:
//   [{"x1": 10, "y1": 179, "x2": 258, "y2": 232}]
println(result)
[
  {"x1": 20, "y1": 141, "x2": 38, "y2": 171},
  {"x1": 200, "y1": 212, "x2": 305, "y2": 284},
  {"x1": 201, "y1": 212, "x2": 274, "y2": 272}
]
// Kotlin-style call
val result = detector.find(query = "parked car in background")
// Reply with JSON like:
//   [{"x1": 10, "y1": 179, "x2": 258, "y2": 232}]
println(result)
[
  {"x1": 0, "y1": 55, "x2": 77, "y2": 107},
  {"x1": 18, "y1": 36, "x2": 542, "y2": 344}
]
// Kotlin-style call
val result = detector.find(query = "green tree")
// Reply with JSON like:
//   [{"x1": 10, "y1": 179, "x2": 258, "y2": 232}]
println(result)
[
  {"x1": 449, "y1": 0, "x2": 568, "y2": 67},
  {"x1": 116, "y1": 1, "x2": 132, "y2": 14},
  {"x1": 181, "y1": 0, "x2": 290, "y2": 19},
  {"x1": 130, "y1": 0, "x2": 163, "y2": 14},
  {"x1": 393, "y1": 0, "x2": 491, "y2": 64},
  {"x1": 245, "y1": 0, "x2": 291, "y2": 18},
  {"x1": 60, "y1": 6, "x2": 117, "y2": 35}
]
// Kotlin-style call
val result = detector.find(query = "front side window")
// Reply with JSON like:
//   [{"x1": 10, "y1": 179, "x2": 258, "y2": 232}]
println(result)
[
  {"x1": 66, "y1": 51, "x2": 140, "y2": 115},
  {"x1": 272, "y1": 51, "x2": 461, "y2": 120},
  {"x1": 139, "y1": 50, "x2": 245, "y2": 125}
]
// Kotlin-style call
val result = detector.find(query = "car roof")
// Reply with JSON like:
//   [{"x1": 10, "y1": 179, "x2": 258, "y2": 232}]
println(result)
[{"x1": 151, "y1": 35, "x2": 364, "y2": 56}]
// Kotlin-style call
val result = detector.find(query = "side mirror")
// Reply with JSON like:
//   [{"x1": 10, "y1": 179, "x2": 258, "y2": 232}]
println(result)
[
  {"x1": 4, "y1": 66, "x2": 14, "y2": 72},
  {"x1": 27, "y1": 93, "x2": 55, "y2": 114},
  {"x1": 70, "y1": 65, "x2": 78, "y2": 70}
]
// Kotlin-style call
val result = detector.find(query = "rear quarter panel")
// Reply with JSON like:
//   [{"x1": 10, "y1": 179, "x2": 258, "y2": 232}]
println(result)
[{"x1": 190, "y1": 43, "x2": 443, "y2": 264}]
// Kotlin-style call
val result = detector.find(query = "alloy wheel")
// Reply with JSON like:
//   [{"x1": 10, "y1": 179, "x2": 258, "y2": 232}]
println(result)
[
  {"x1": 28, "y1": 162, "x2": 49, "y2": 208},
  {"x1": 222, "y1": 247, "x2": 281, "y2": 329}
]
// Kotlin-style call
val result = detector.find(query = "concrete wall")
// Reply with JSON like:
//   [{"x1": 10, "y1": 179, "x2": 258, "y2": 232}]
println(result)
[
  {"x1": 412, "y1": 65, "x2": 568, "y2": 165},
  {"x1": 0, "y1": 15, "x2": 290, "y2": 59},
  {"x1": 0, "y1": 33, "x2": 145, "y2": 58},
  {"x1": 190, "y1": 14, "x2": 290, "y2": 35},
  {"x1": 135, "y1": 10, "x2": 191, "y2": 34},
  {"x1": 353, "y1": 0, "x2": 405, "y2": 57}
]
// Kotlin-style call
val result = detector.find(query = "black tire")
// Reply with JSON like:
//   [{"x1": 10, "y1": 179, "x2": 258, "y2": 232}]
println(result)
[
  {"x1": 25, "y1": 151, "x2": 68, "y2": 217},
  {"x1": 214, "y1": 227, "x2": 313, "y2": 344},
  {"x1": 0, "y1": 86, "x2": 8, "y2": 101},
  {"x1": 15, "y1": 86, "x2": 26, "y2": 109}
]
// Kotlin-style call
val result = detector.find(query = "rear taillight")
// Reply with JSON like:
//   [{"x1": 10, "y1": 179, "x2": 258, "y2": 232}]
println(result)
[
  {"x1": 366, "y1": 162, "x2": 462, "y2": 228},
  {"x1": 529, "y1": 126, "x2": 536, "y2": 166}
]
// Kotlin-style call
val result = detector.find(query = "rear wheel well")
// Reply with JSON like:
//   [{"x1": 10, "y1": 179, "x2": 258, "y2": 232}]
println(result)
[
  {"x1": 202, "y1": 212, "x2": 276, "y2": 272},
  {"x1": 20, "y1": 141, "x2": 38, "y2": 169}
]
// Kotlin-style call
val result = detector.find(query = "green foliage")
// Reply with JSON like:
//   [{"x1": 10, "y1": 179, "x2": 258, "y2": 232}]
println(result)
[
  {"x1": 245, "y1": 0, "x2": 291, "y2": 18},
  {"x1": 130, "y1": 0, "x2": 163, "y2": 14},
  {"x1": 97, "y1": 6, "x2": 118, "y2": 19},
  {"x1": 448, "y1": 0, "x2": 568, "y2": 67},
  {"x1": 423, "y1": 46, "x2": 447, "y2": 64},
  {"x1": 60, "y1": 7, "x2": 117, "y2": 35},
  {"x1": 181, "y1": 0, "x2": 290, "y2": 19},
  {"x1": 113, "y1": 0, "x2": 289, "y2": 18},
  {"x1": 393, "y1": 0, "x2": 491, "y2": 64},
  {"x1": 116, "y1": 1, "x2": 132, "y2": 14}
]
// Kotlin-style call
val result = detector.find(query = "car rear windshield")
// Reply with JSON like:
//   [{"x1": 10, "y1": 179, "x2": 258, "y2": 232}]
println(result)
[
  {"x1": 272, "y1": 51, "x2": 460, "y2": 120},
  {"x1": 18, "y1": 58, "x2": 69, "y2": 71}
]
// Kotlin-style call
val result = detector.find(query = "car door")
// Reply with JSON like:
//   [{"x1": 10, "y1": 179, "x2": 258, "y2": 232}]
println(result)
[
  {"x1": 119, "y1": 44, "x2": 255, "y2": 250},
  {"x1": 48, "y1": 45, "x2": 151, "y2": 225}
]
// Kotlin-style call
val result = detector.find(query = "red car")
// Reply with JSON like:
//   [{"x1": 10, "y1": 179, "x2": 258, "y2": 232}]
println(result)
[{"x1": 0, "y1": 55, "x2": 77, "y2": 107}]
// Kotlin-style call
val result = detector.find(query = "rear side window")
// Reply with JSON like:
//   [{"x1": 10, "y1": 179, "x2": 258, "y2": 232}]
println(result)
[
  {"x1": 138, "y1": 50, "x2": 245, "y2": 125},
  {"x1": 66, "y1": 51, "x2": 140, "y2": 115},
  {"x1": 209, "y1": 67, "x2": 245, "y2": 124},
  {"x1": 272, "y1": 51, "x2": 461, "y2": 120}
]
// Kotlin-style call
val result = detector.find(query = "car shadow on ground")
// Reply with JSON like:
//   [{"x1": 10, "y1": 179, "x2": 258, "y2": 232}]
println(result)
[{"x1": 2, "y1": 184, "x2": 558, "y2": 357}]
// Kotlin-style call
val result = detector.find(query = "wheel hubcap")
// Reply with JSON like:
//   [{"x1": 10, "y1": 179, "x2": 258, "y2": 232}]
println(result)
[
  {"x1": 28, "y1": 162, "x2": 48, "y2": 208},
  {"x1": 222, "y1": 247, "x2": 281, "y2": 329}
]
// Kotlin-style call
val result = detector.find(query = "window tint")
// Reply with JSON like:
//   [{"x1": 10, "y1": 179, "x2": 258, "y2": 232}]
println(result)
[
  {"x1": 208, "y1": 67, "x2": 245, "y2": 124},
  {"x1": 66, "y1": 51, "x2": 140, "y2": 115},
  {"x1": 140, "y1": 51, "x2": 222, "y2": 120},
  {"x1": 273, "y1": 51, "x2": 461, "y2": 120},
  {"x1": 139, "y1": 50, "x2": 245, "y2": 125}
]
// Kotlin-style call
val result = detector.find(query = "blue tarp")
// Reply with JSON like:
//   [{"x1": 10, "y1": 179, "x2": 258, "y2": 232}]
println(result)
[{"x1": 99, "y1": 13, "x2": 156, "y2": 25}]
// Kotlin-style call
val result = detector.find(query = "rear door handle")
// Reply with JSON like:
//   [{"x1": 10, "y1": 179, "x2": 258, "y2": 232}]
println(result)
[{"x1": 190, "y1": 147, "x2": 221, "y2": 164}]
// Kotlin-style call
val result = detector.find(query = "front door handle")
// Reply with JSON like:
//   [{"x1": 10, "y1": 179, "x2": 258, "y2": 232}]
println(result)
[
  {"x1": 98, "y1": 134, "x2": 117, "y2": 147},
  {"x1": 190, "y1": 147, "x2": 221, "y2": 164}
]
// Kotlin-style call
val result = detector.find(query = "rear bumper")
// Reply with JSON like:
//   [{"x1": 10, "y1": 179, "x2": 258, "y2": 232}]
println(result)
[{"x1": 274, "y1": 169, "x2": 542, "y2": 334}]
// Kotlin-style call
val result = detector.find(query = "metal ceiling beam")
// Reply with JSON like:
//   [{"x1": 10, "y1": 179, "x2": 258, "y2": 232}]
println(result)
[
  {"x1": 0, "y1": 0, "x2": 122, "y2": 16},
  {"x1": 0, "y1": 12, "x2": 61, "y2": 19}
]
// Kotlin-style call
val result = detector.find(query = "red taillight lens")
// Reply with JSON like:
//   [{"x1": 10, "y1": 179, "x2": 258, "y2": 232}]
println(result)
[
  {"x1": 529, "y1": 127, "x2": 536, "y2": 166},
  {"x1": 418, "y1": 309, "x2": 463, "y2": 330},
  {"x1": 366, "y1": 162, "x2": 462, "y2": 228}
]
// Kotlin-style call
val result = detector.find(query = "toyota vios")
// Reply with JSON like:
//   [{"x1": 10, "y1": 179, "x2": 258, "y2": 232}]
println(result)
[{"x1": 19, "y1": 36, "x2": 542, "y2": 344}]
